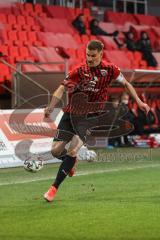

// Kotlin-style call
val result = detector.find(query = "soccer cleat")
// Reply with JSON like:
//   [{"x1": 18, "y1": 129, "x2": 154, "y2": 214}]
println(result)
[
  {"x1": 44, "y1": 185, "x2": 57, "y2": 202},
  {"x1": 68, "y1": 158, "x2": 77, "y2": 177}
]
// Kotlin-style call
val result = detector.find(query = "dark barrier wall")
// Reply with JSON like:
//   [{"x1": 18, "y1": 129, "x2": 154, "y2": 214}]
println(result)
[{"x1": 12, "y1": 71, "x2": 66, "y2": 109}]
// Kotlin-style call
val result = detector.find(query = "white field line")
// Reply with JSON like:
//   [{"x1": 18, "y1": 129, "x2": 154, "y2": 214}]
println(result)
[{"x1": 1, "y1": 163, "x2": 160, "y2": 186}]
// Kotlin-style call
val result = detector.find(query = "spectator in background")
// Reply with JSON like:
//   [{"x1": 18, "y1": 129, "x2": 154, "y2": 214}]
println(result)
[
  {"x1": 125, "y1": 31, "x2": 138, "y2": 51},
  {"x1": 119, "y1": 93, "x2": 135, "y2": 146},
  {"x1": 137, "y1": 31, "x2": 157, "y2": 67},
  {"x1": 89, "y1": 18, "x2": 119, "y2": 37},
  {"x1": 114, "y1": 31, "x2": 138, "y2": 50},
  {"x1": 72, "y1": 13, "x2": 86, "y2": 35}
]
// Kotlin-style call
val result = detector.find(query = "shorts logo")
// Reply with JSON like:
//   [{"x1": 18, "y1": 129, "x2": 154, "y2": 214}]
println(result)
[{"x1": 100, "y1": 69, "x2": 107, "y2": 76}]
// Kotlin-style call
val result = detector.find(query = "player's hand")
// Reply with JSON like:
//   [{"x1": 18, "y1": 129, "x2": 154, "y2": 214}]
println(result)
[
  {"x1": 138, "y1": 102, "x2": 150, "y2": 114},
  {"x1": 44, "y1": 106, "x2": 53, "y2": 118}
]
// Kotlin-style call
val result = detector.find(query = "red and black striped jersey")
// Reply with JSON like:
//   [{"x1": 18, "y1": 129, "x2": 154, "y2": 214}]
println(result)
[{"x1": 62, "y1": 60, "x2": 122, "y2": 115}]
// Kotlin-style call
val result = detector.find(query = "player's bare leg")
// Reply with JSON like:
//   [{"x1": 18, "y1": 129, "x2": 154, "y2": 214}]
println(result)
[
  {"x1": 51, "y1": 140, "x2": 77, "y2": 176},
  {"x1": 44, "y1": 135, "x2": 83, "y2": 202},
  {"x1": 51, "y1": 141, "x2": 68, "y2": 159}
]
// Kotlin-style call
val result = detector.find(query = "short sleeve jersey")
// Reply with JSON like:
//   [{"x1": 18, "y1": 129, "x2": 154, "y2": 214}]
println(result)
[{"x1": 62, "y1": 60, "x2": 123, "y2": 115}]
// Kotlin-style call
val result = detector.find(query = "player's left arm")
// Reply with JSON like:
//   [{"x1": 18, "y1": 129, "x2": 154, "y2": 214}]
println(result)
[{"x1": 117, "y1": 74, "x2": 150, "y2": 114}]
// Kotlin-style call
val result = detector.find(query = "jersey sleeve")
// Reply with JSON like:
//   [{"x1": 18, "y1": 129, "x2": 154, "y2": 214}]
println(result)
[
  {"x1": 61, "y1": 68, "x2": 79, "y2": 92},
  {"x1": 112, "y1": 64, "x2": 125, "y2": 83}
]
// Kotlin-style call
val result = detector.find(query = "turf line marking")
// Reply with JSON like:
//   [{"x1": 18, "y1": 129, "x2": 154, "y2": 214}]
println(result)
[{"x1": 1, "y1": 163, "x2": 160, "y2": 186}]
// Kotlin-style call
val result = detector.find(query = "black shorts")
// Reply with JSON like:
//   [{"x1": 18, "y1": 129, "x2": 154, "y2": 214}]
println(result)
[
  {"x1": 54, "y1": 104, "x2": 133, "y2": 144},
  {"x1": 54, "y1": 112, "x2": 77, "y2": 142},
  {"x1": 54, "y1": 112, "x2": 100, "y2": 143}
]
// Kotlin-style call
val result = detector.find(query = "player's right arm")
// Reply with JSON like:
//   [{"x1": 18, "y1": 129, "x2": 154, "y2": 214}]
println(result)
[
  {"x1": 44, "y1": 85, "x2": 66, "y2": 118},
  {"x1": 44, "y1": 67, "x2": 79, "y2": 118}
]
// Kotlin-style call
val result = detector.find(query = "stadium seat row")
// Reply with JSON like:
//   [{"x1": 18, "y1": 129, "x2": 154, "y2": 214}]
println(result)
[
  {"x1": 0, "y1": 14, "x2": 41, "y2": 31},
  {"x1": 0, "y1": 2, "x2": 47, "y2": 17},
  {"x1": 104, "y1": 11, "x2": 160, "y2": 27},
  {"x1": 0, "y1": 30, "x2": 43, "y2": 47}
]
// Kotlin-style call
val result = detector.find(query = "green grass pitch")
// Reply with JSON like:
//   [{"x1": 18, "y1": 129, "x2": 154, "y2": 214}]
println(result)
[{"x1": 0, "y1": 148, "x2": 160, "y2": 240}]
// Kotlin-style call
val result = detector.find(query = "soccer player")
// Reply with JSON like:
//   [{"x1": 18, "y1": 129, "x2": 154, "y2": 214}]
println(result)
[{"x1": 44, "y1": 40, "x2": 150, "y2": 202}]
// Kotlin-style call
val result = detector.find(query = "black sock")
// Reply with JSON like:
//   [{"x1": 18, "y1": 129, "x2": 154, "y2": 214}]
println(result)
[{"x1": 53, "y1": 155, "x2": 76, "y2": 189}]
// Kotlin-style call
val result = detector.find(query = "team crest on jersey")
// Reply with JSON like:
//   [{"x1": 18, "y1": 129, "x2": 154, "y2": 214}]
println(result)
[
  {"x1": 100, "y1": 69, "x2": 107, "y2": 76},
  {"x1": 93, "y1": 76, "x2": 98, "y2": 82}
]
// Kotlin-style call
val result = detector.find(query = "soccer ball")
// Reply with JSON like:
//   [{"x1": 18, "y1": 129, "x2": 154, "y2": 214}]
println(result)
[{"x1": 24, "y1": 159, "x2": 43, "y2": 173}]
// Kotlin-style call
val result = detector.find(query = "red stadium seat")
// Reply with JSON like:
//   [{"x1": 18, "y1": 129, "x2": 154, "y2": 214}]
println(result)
[
  {"x1": 134, "y1": 14, "x2": 160, "y2": 26},
  {"x1": 7, "y1": 30, "x2": 21, "y2": 46},
  {"x1": 126, "y1": 51, "x2": 139, "y2": 68},
  {"x1": 37, "y1": 32, "x2": 78, "y2": 49},
  {"x1": 34, "y1": 4, "x2": 43, "y2": 14},
  {"x1": 99, "y1": 22, "x2": 118, "y2": 34},
  {"x1": 0, "y1": 63, "x2": 10, "y2": 80},
  {"x1": 65, "y1": 48, "x2": 77, "y2": 59},
  {"x1": 104, "y1": 11, "x2": 138, "y2": 25},
  {"x1": 17, "y1": 31, "x2": 28, "y2": 46},
  {"x1": 76, "y1": 46, "x2": 85, "y2": 60},
  {"x1": 7, "y1": 14, "x2": 17, "y2": 25},
  {"x1": 8, "y1": 46, "x2": 19, "y2": 59},
  {"x1": 7, "y1": 14, "x2": 23, "y2": 31},
  {"x1": 24, "y1": 3, "x2": 34, "y2": 13},
  {"x1": 19, "y1": 46, "x2": 35, "y2": 61},
  {"x1": 25, "y1": 16, "x2": 34, "y2": 26},
  {"x1": 44, "y1": 5, "x2": 67, "y2": 19},
  {"x1": 25, "y1": 16, "x2": 40, "y2": 31},
  {"x1": 27, "y1": 31, "x2": 42, "y2": 46},
  {"x1": 0, "y1": 4, "x2": 12, "y2": 14},
  {"x1": 19, "y1": 46, "x2": 29, "y2": 58},
  {"x1": 89, "y1": 35, "x2": 98, "y2": 41},
  {"x1": 29, "y1": 46, "x2": 65, "y2": 63},
  {"x1": 83, "y1": 8, "x2": 91, "y2": 17},
  {"x1": 38, "y1": 17, "x2": 74, "y2": 34},
  {"x1": 0, "y1": 45, "x2": 8, "y2": 56},
  {"x1": 7, "y1": 30, "x2": 17, "y2": 41},
  {"x1": 104, "y1": 50, "x2": 131, "y2": 69},
  {"x1": 17, "y1": 15, "x2": 26, "y2": 25},
  {"x1": 74, "y1": 34, "x2": 82, "y2": 44},
  {"x1": 66, "y1": 7, "x2": 76, "y2": 21},
  {"x1": 11, "y1": 3, "x2": 21, "y2": 16},
  {"x1": 0, "y1": 30, "x2": 9, "y2": 45},
  {"x1": 81, "y1": 34, "x2": 90, "y2": 44},
  {"x1": 15, "y1": 15, "x2": 30, "y2": 31},
  {"x1": 0, "y1": 13, "x2": 7, "y2": 23},
  {"x1": 151, "y1": 27, "x2": 160, "y2": 50},
  {"x1": 99, "y1": 36, "x2": 119, "y2": 50},
  {"x1": 12, "y1": 24, "x2": 22, "y2": 31}
]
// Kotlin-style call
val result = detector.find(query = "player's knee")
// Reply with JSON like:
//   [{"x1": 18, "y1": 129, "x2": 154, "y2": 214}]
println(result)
[
  {"x1": 67, "y1": 148, "x2": 77, "y2": 157},
  {"x1": 51, "y1": 148, "x2": 61, "y2": 158}
]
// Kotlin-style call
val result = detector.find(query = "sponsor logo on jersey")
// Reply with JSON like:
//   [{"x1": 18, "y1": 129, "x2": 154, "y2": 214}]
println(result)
[
  {"x1": 83, "y1": 73, "x2": 90, "y2": 77},
  {"x1": 100, "y1": 69, "x2": 107, "y2": 76}
]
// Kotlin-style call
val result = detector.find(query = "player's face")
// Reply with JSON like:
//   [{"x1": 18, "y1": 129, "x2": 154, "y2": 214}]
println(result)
[{"x1": 86, "y1": 49, "x2": 102, "y2": 67}]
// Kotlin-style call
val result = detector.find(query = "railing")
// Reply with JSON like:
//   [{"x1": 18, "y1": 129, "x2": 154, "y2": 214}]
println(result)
[{"x1": 0, "y1": 59, "x2": 67, "y2": 108}]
